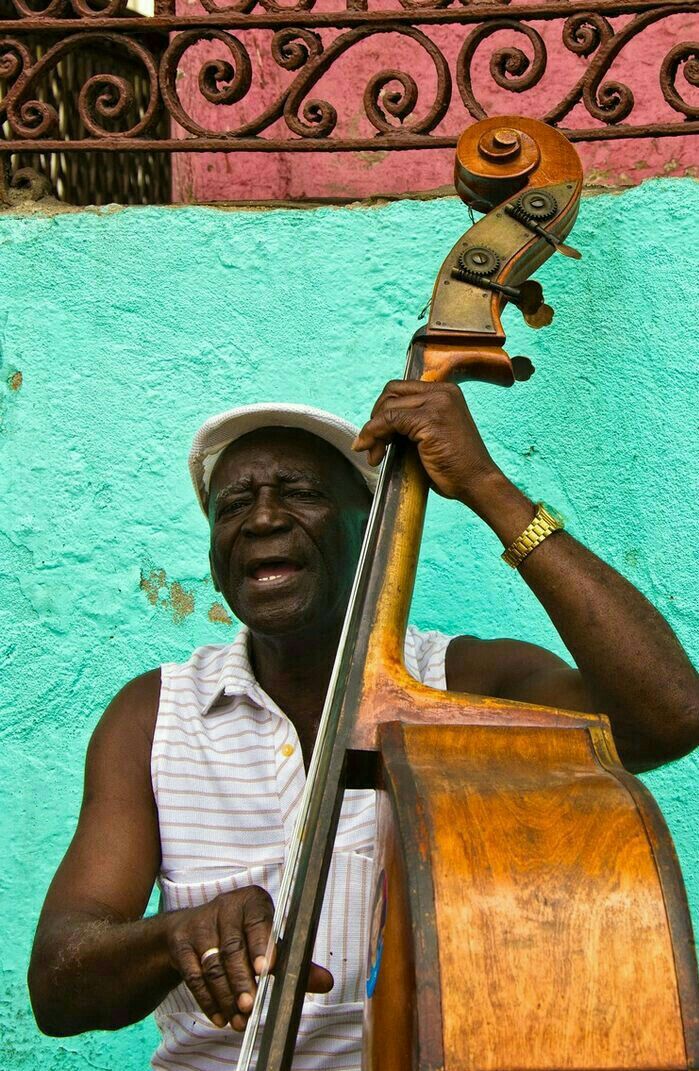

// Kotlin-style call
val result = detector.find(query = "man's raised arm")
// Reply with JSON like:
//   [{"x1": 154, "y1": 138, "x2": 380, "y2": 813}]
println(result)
[{"x1": 354, "y1": 380, "x2": 699, "y2": 773}]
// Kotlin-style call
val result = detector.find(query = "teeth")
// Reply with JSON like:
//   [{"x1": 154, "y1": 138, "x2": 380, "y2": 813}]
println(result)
[{"x1": 258, "y1": 574, "x2": 284, "y2": 582}]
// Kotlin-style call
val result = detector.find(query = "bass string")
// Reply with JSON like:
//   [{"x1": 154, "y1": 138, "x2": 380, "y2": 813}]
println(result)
[
  {"x1": 235, "y1": 446, "x2": 395, "y2": 1071},
  {"x1": 235, "y1": 346, "x2": 416, "y2": 1071},
  {"x1": 234, "y1": 453, "x2": 397, "y2": 1071}
]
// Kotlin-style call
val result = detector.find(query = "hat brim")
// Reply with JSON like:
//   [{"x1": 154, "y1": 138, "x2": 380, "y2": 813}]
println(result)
[{"x1": 189, "y1": 403, "x2": 378, "y2": 516}]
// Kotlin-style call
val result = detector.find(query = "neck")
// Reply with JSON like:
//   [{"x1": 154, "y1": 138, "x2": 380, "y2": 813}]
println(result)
[{"x1": 248, "y1": 620, "x2": 343, "y2": 751}]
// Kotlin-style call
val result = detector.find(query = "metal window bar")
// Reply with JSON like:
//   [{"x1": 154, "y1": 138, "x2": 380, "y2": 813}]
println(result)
[{"x1": 2, "y1": 0, "x2": 698, "y2": 204}]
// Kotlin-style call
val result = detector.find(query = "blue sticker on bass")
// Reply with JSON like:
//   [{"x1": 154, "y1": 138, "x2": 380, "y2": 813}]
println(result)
[{"x1": 366, "y1": 869, "x2": 387, "y2": 998}]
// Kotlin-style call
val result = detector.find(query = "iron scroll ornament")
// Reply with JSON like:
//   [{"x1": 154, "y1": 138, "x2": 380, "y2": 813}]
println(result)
[
  {"x1": 2, "y1": 2, "x2": 699, "y2": 153},
  {"x1": 232, "y1": 114, "x2": 584, "y2": 1071}
]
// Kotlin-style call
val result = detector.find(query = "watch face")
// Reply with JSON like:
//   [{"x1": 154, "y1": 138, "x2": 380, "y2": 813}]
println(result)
[{"x1": 541, "y1": 502, "x2": 565, "y2": 527}]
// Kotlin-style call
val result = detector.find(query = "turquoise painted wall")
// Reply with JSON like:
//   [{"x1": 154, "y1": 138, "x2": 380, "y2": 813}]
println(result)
[{"x1": 1, "y1": 181, "x2": 697, "y2": 1069}]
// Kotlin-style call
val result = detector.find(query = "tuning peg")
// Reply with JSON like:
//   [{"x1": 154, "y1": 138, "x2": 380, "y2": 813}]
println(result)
[
  {"x1": 523, "y1": 304, "x2": 555, "y2": 329},
  {"x1": 514, "y1": 280, "x2": 554, "y2": 328},
  {"x1": 511, "y1": 356, "x2": 535, "y2": 381},
  {"x1": 450, "y1": 267, "x2": 554, "y2": 328},
  {"x1": 549, "y1": 235, "x2": 582, "y2": 260}
]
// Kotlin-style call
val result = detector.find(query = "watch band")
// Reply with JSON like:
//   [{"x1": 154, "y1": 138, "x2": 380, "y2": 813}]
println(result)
[{"x1": 502, "y1": 503, "x2": 564, "y2": 569}]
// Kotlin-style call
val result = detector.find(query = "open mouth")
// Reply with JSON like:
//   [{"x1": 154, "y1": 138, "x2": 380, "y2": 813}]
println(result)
[{"x1": 247, "y1": 559, "x2": 303, "y2": 584}]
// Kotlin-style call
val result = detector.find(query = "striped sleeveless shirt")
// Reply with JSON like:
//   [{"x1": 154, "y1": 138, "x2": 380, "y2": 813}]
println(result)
[{"x1": 151, "y1": 624, "x2": 452, "y2": 1071}]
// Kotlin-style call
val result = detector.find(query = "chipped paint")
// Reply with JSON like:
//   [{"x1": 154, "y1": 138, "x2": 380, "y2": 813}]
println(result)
[
  {"x1": 140, "y1": 568, "x2": 195, "y2": 623},
  {"x1": 8, "y1": 370, "x2": 22, "y2": 391},
  {"x1": 208, "y1": 602, "x2": 233, "y2": 625},
  {"x1": 170, "y1": 581, "x2": 195, "y2": 623},
  {"x1": 140, "y1": 567, "x2": 167, "y2": 606}
]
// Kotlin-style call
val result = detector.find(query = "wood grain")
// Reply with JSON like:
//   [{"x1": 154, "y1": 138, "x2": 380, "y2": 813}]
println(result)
[
  {"x1": 363, "y1": 791, "x2": 426, "y2": 1071},
  {"x1": 372, "y1": 721, "x2": 693, "y2": 1070}
]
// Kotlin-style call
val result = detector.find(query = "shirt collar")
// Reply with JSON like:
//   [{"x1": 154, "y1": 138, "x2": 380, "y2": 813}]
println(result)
[
  {"x1": 200, "y1": 627, "x2": 258, "y2": 716},
  {"x1": 199, "y1": 626, "x2": 284, "y2": 720}
]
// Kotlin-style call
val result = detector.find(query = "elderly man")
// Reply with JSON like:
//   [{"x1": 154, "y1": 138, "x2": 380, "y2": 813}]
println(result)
[{"x1": 29, "y1": 382, "x2": 699, "y2": 1071}]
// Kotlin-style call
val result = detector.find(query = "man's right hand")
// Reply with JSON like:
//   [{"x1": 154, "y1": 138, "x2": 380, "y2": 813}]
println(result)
[{"x1": 165, "y1": 885, "x2": 334, "y2": 1031}]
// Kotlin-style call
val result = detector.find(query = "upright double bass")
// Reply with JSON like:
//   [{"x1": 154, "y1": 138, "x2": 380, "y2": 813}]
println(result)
[{"x1": 237, "y1": 116, "x2": 699, "y2": 1071}]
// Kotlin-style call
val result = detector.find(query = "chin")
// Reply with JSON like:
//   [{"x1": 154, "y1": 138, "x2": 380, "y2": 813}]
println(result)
[{"x1": 232, "y1": 595, "x2": 325, "y2": 638}]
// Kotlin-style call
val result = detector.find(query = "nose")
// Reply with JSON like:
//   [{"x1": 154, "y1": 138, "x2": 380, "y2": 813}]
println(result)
[{"x1": 241, "y1": 489, "x2": 292, "y2": 537}]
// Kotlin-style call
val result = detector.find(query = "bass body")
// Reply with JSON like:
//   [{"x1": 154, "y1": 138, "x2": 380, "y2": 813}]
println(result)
[{"x1": 242, "y1": 116, "x2": 699, "y2": 1071}]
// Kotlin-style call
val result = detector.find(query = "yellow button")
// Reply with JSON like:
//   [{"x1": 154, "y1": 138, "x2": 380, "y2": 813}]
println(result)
[{"x1": 281, "y1": 743, "x2": 295, "y2": 758}]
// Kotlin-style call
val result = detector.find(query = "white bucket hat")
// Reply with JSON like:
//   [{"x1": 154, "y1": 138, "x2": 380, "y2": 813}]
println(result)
[{"x1": 189, "y1": 402, "x2": 379, "y2": 516}]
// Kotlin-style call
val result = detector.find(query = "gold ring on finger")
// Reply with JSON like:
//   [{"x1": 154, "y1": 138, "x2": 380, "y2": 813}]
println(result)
[{"x1": 200, "y1": 947, "x2": 221, "y2": 966}]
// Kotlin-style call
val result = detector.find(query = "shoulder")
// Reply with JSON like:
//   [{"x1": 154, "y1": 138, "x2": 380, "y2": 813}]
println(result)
[{"x1": 88, "y1": 668, "x2": 162, "y2": 767}]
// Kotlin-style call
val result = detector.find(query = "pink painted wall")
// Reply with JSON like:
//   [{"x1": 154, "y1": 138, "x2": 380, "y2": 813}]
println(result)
[{"x1": 171, "y1": 8, "x2": 699, "y2": 201}]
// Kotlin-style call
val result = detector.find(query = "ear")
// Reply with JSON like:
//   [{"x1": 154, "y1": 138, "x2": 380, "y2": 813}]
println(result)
[{"x1": 209, "y1": 548, "x2": 221, "y2": 593}]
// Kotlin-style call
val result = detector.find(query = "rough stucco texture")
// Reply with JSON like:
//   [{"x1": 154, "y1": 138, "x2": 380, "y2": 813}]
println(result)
[{"x1": 1, "y1": 180, "x2": 698, "y2": 1069}]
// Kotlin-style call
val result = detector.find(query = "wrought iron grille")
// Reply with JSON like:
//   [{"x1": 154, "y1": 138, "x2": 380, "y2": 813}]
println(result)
[
  {"x1": 1, "y1": 0, "x2": 171, "y2": 202},
  {"x1": 1, "y1": 0, "x2": 698, "y2": 198}
]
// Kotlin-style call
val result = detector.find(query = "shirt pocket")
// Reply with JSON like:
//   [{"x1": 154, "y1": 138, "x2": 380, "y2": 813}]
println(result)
[
  {"x1": 158, "y1": 844, "x2": 373, "y2": 1010},
  {"x1": 155, "y1": 862, "x2": 286, "y2": 1026},
  {"x1": 158, "y1": 860, "x2": 284, "y2": 912}
]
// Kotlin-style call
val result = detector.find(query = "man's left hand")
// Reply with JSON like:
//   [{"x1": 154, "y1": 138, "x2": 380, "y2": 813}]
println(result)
[{"x1": 353, "y1": 380, "x2": 499, "y2": 506}]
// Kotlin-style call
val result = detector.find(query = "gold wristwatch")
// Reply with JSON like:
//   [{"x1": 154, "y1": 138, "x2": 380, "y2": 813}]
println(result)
[{"x1": 502, "y1": 503, "x2": 565, "y2": 569}]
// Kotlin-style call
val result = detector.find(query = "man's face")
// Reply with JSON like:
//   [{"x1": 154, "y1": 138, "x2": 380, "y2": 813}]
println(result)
[{"x1": 208, "y1": 428, "x2": 371, "y2": 638}]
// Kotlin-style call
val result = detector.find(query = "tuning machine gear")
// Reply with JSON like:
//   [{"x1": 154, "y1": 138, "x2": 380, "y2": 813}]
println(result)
[
  {"x1": 505, "y1": 192, "x2": 581, "y2": 260},
  {"x1": 451, "y1": 247, "x2": 553, "y2": 329},
  {"x1": 457, "y1": 246, "x2": 501, "y2": 278},
  {"x1": 516, "y1": 190, "x2": 557, "y2": 222}
]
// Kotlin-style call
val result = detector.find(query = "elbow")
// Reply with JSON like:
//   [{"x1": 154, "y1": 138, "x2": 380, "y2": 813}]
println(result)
[
  {"x1": 28, "y1": 948, "x2": 88, "y2": 1038},
  {"x1": 28, "y1": 958, "x2": 65, "y2": 1037},
  {"x1": 28, "y1": 972, "x2": 61, "y2": 1037},
  {"x1": 29, "y1": 994, "x2": 89, "y2": 1039},
  {"x1": 663, "y1": 695, "x2": 699, "y2": 763},
  {"x1": 624, "y1": 702, "x2": 699, "y2": 772},
  {"x1": 31, "y1": 1010, "x2": 79, "y2": 1039},
  {"x1": 673, "y1": 701, "x2": 699, "y2": 759}
]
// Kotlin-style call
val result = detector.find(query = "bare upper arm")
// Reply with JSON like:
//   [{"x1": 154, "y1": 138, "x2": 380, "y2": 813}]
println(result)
[
  {"x1": 37, "y1": 669, "x2": 162, "y2": 929},
  {"x1": 445, "y1": 634, "x2": 597, "y2": 714}
]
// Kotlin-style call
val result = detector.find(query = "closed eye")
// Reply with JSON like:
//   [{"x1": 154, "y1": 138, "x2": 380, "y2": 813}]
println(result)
[
  {"x1": 285, "y1": 489, "x2": 324, "y2": 502},
  {"x1": 217, "y1": 497, "x2": 251, "y2": 518}
]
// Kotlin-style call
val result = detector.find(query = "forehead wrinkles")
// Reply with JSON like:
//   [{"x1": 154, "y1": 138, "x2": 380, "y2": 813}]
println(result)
[
  {"x1": 212, "y1": 431, "x2": 342, "y2": 494},
  {"x1": 217, "y1": 468, "x2": 324, "y2": 498}
]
